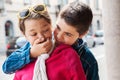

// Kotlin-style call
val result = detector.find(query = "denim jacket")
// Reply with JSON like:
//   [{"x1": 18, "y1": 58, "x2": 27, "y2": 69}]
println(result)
[
  {"x1": 2, "y1": 39, "x2": 99, "y2": 80},
  {"x1": 2, "y1": 42, "x2": 31, "y2": 74},
  {"x1": 72, "y1": 39, "x2": 99, "y2": 80}
]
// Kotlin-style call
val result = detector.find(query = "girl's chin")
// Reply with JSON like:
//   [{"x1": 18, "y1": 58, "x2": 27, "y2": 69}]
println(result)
[
  {"x1": 56, "y1": 42, "x2": 68, "y2": 46},
  {"x1": 55, "y1": 41, "x2": 60, "y2": 45},
  {"x1": 55, "y1": 41, "x2": 62, "y2": 46}
]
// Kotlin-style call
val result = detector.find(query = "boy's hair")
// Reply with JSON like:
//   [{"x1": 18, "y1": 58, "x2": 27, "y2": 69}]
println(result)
[
  {"x1": 18, "y1": 4, "x2": 51, "y2": 35},
  {"x1": 59, "y1": 1, "x2": 93, "y2": 35}
]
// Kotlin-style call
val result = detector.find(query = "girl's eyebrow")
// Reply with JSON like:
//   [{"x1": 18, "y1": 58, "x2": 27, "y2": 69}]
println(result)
[{"x1": 29, "y1": 29, "x2": 35, "y2": 32}]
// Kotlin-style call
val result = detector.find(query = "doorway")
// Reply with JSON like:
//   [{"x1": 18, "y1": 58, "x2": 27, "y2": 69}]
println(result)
[{"x1": 5, "y1": 20, "x2": 14, "y2": 43}]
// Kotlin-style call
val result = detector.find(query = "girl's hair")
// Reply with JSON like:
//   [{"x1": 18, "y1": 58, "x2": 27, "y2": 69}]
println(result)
[
  {"x1": 18, "y1": 4, "x2": 51, "y2": 34},
  {"x1": 59, "y1": 1, "x2": 93, "y2": 35}
]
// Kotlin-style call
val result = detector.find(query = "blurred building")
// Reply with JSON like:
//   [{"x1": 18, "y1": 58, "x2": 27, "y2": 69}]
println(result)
[{"x1": 0, "y1": 0, "x2": 102, "y2": 53}]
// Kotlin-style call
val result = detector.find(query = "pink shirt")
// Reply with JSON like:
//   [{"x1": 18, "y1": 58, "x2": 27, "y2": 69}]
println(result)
[
  {"x1": 14, "y1": 60, "x2": 35, "y2": 80},
  {"x1": 14, "y1": 44, "x2": 86, "y2": 80}
]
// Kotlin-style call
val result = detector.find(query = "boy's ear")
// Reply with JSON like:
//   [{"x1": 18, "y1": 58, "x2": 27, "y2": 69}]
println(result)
[
  {"x1": 79, "y1": 34, "x2": 85, "y2": 38},
  {"x1": 79, "y1": 31, "x2": 88, "y2": 38}
]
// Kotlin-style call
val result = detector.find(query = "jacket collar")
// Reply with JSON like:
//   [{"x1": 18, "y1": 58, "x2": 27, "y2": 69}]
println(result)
[{"x1": 72, "y1": 39, "x2": 86, "y2": 56}]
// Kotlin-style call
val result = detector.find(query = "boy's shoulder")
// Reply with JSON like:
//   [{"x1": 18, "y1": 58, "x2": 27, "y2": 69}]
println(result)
[
  {"x1": 73, "y1": 38, "x2": 97, "y2": 65},
  {"x1": 78, "y1": 44, "x2": 97, "y2": 65}
]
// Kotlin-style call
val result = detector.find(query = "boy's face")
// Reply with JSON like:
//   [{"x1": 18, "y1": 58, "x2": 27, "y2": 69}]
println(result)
[
  {"x1": 24, "y1": 19, "x2": 52, "y2": 46},
  {"x1": 54, "y1": 18, "x2": 83, "y2": 45}
]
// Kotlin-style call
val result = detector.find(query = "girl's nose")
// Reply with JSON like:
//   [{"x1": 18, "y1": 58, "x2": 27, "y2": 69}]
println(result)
[{"x1": 38, "y1": 34, "x2": 45, "y2": 42}]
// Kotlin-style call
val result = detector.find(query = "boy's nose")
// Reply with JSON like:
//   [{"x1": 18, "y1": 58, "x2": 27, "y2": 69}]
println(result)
[{"x1": 57, "y1": 32, "x2": 63, "y2": 41}]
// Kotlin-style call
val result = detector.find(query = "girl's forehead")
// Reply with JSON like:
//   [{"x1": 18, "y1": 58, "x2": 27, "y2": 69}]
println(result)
[
  {"x1": 25, "y1": 19, "x2": 50, "y2": 26},
  {"x1": 26, "y1": 18, "x2": 48, "y2": 23},
  {"x1": 25, "y1": 19, "x2": 51, "y2": 31}
]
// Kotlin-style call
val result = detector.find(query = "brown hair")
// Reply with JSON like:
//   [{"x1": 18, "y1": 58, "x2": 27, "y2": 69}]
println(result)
[
  {"x1": 18, "y1": 5, "x2": 51, "y2": 35},
  {"x1": 59, "y1": 1, "x2": 93, "y2": 35}
]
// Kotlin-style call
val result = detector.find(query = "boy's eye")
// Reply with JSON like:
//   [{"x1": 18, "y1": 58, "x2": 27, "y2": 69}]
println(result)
[
  {"x1": 65, "y1": 33, "x2": 72, "y2": 37},
  {"x1": 56, "y1": 25, "x2": 60, "y2": 31}
]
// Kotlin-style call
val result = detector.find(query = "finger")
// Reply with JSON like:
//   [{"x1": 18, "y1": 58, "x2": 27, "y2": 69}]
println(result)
[
  {"x1": 34, "y1": 38, "x2": 46, "y2": 45},
  {"x1": 45, "y1": 44, "x2": 52, "y2": 53},
  {"x1": 39, "y1": 37, "x2": 45, "y2": 43},
  {"x1": 43, "y1": 39, "x2": 52, "y2": 47},
  {"x1": 33, "y1": 39, "x2": 40, "y2": 45}
]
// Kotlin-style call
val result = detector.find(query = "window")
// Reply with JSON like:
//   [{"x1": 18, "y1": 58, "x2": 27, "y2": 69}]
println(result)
[
  {"x1": 5, "y1": 20, "x2": 14, "y2": 37},
  {"x1": 89, "y1": 24, "x2": 93, "y2": 35},
  {"x1": 97, "y1": 20, "x2": 100, "y2": 30},
  {"x1": 63, "y1": 0, "x2": 68, "y2": 5},
  {"x1": 0, "y1": 0, "x2": 4, "y2": 12},
  {"x1": 86, "y1": 0, "x2": 90, "y2": 5},
  {"x1": 5, "y1": 0, "x2": 12, "y2": 4},
  {"x1": 95, "y1": 0, "x2": 99, "y2": 10},
  {"x1": 24, "y1": 0, "x2": 31, "y2": 5},
  {"x1": 44, "y1": 0, "x2": 50, "y2": 6}
]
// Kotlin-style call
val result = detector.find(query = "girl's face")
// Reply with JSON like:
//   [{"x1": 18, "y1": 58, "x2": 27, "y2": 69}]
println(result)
[
  {"x1": 24, "y1": 19, "x2": 52, "y2": 46},
  {"x1": 54, "y1": 18, "x2": 84, "y2": 45}
]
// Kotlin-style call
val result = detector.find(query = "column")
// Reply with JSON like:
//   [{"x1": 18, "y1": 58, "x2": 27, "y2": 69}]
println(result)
[{"x1": 102, "y1": 0, "x2": 120, "y2": 80}]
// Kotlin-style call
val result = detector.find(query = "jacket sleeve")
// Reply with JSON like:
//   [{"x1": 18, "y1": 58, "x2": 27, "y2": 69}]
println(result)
[
  {"x1": 2, "y1": 42, "x2": 32, "y2": 74},
  {"x1": 75, "y1": 40, "x2": 99, "y2": 80},
  {"x1": 86, "y1": 62, "x2": 99, "y2": 80}
]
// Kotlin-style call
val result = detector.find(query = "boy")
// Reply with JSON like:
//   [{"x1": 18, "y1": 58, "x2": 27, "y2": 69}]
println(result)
[{"x1": 3, "y1": 1, "x2": 99, "y2": 80}]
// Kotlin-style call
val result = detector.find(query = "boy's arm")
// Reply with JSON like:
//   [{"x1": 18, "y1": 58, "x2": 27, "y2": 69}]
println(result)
[
  {"x1": 2, "y1": 42, "x2": 33, "y2": 74},
  {"x1": 2, "y1": 39, "x2": 52, "y2": 74},
  {"x1": 87, "y1": 62, "x2": 99, "y2": 80},
  {"x1": 73, "y1": 39, "x2": 99, "y2": 80}
]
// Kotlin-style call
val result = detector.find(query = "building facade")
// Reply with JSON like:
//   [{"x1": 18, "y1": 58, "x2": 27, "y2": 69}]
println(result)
[{"x1": 0, "y1": 0, "x2": 102, "y2": 53}]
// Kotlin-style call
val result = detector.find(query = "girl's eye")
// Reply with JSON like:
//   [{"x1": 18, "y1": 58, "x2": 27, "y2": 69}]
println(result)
[
  {"x1": 43, "y1": 29, "x2": 49, "y2": 34},
  {"x1": 30, "y1": 33, "x2": 37, "y2": 36}
]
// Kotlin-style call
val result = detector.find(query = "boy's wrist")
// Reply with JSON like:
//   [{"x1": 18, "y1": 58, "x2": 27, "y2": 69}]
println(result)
[{"x1": 30, "y1": 48, "x2": 37, "y2": 58}]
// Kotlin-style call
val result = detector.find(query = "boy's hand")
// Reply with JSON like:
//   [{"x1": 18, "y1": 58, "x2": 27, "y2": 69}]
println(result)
[{"x1": 30, "y1": 38, "x2": 52, "y2": 58}]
